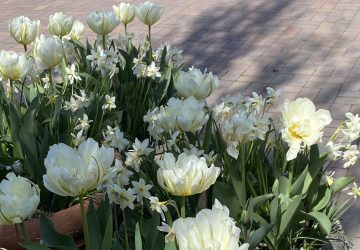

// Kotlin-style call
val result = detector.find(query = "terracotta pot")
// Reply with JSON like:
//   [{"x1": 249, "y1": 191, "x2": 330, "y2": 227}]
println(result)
[{"x1": 0, "y1": 195, "x2": 101, "y2": 250}]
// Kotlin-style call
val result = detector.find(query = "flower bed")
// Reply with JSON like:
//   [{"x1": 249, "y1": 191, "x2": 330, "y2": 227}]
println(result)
[{"x1": 0, "y1": 1, "x2": 359, "y2": 250}]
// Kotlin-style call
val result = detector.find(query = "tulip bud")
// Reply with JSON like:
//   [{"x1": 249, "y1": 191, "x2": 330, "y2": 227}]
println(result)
[
  {"x1": 34, "y1": 35, "x2": 64, "y2": 69},
  {"x1": 87, "y1": 10, "x2": 120, "y2": 36},
  {"x1": 241, "y1": 210, "x2": 250, "y2": 225},
  {"x1": 48, "y1": 12, "x2": 74, "y2": 38},
  {"x1": 113, "y1": 3, "x2": 136, "y2": 26},
  {"x1": 0, "y1": 173, "x2": 40, "y2": 225},
  {"x1": 8, "y1": 16, "x2": 39, "y2": 46},
  {"x1": 0, "y1": 50, "x2": 33, "y2": 80},
  {"x1": 136, "y1": 1, "x2": 165, "y2": 26}
]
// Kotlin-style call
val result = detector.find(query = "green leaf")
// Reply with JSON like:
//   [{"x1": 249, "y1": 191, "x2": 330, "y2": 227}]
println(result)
[
  {"x1": 302, "y1": 156, "x2": 326, "y2": 194},
  {"x1": 213, "y1": 181, "x2": 241, "y2": 218},
  {"x1": 253, "y1": 194, "x2": 274, "y2": 210},
  {"x1": 302, "y1": 211, "x2": 332, "y2": 235},
  {"x1": 278, "y1": 195, "x2": 302, "y2": 238},
  {"x1": 331, "y1": 176, "x2": 356, "y2": 194},
  {"x1": 332, "y1": 196, "x2": 356, "y2": 220},
  {"x1": 87, "y1": 201, "x2": 102, "y2": 250},
  {"x1": 290, "y1": 166, "x2": 308, "y2": 196},
  {"x1": 312, "y1": 187, "x2": 331, "y2": 212},
  {"x1": 248, "y1": 224, "x2": 273, "y2": 250},
  {"x1": 135, "y1": 223, "x2": 142, "y2": 250},
  {"x1": 100, "y1": 213, "x2": 113, "y2": 250},
  {"x1": 20, "y1": 242, "x2": 51, "y2": 250},
  {"x1": 40, "y1": 215, "x2": 77, "y2": 248},
  {"x1": 164, "y1": 241, "x2": 177, "y2": 250}
]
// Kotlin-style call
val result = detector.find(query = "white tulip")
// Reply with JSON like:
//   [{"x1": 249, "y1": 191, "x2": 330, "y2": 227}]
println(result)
[
  {"x1": 113, "y1": 3, "x2": 136, "y2": 26},
  {"x1": 43, "y1": 138, "x2": 114, "y2": 197},
  {"x1": 157, "y1": 153, "x2": 220, "y2": 196},
  {"x1": 87, "y1": 10, "x2": 120, "y2": 36},
  {"x1": 48, "y1": 12, "x2": 74, "y2": 38},
  {"x1": 175, "y1": 68, "x2": 219, "y2": 99},
  {"x1": 158, "y1": 96, "x2": 209, "y2": 133},
  {"x1": 136, "y1": 1, "x2": 165, "y2": 26},
  {"x1": 281, "y1": 98, "x2": 332, "y2": 161},
  {"x1": 34, "y1": 35, "x2": 64, "y2": 69},
  {"x1": 67, "y1": 20, "x2": 85, "y2": 41},
  {"x1": 9, "y1": 16, "x2": 39, "y2": 46},
  {"x1": 0, "y1": 173, "x2": 40, "y2": 225},
  {"x1": 0, "y1": 50, "x2": 33, "y2": 80},
  {"x1": 171, "y1": 199, "x2": 249, "y2": 250}
]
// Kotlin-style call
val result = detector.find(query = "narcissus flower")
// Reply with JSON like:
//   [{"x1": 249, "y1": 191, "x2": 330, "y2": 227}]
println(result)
[
  {"x1": 171, "y1": 199, "x2": 249, "y2": 250},
  {"x1": 174, "y1": 67, "x2": 219, "y2": 99},
  {"x1": 87, "y1": 10, "x2": 120, "y2": 36},
  {"x1": 48, "y1": 12, "x2": 74, "y2": 38},
  {"x1": 281, "y1": 98, "x2": 332, "y2": 161},
  {"x1": 43, "y1": 138, "x2": 114, "y2": 197},
  {"x1": 0, "y1": 50, "x2": 32, "y2": 80},
  {"x1": 113, "y1": 3, "x2": 136, "y2": 26},
  {"x1": 8, "y1": 16, "x2": 39, "y2": 46},
  {"x1": 156, "y1": 153, "x2": 220, "y2": 196},
  {"x1": 136, "y1": 1, "x2": 164, "y2": 26},
  {"x1": 0, "y1": 173, "x2": 40, "y2": 225}
]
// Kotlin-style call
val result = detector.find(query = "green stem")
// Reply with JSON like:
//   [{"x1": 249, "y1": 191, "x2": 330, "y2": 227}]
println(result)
[
  {"x1": 23, "y1": 45, "x2": 27, "y2": 53},
  {"x1": 79, "y1": 195, "x2": 91, "y2": 250},
  {"x1": 19, "y1": 222, "x2": 29, "y2": 242},
  {"x1": 122, "y1": 210, "x2": 130, "y2": 250},
  {"x1": 102, "y1": 35, "x2": 106, "y2": 49},
  {"x1": 140, "y1": 203, "x2": 144, "y2": 230},
  {"x1": 180, "y1": 196, "x2": 186, "y2": 218},
  {"x1": 148, "y1": 25, "x2": 151, "y2": 45}
]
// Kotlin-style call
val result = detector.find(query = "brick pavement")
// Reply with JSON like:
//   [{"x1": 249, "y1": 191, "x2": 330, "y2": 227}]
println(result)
[{"x1": 1, "y1": 0, "x2": 360, "y2": 247}]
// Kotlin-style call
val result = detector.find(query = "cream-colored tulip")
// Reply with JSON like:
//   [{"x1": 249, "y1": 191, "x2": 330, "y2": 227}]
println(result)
[
  {"x1": 0, "y1": 173, "x2": 40, "y2": 225},
  {"x1": 174, "y1": 68, "x2": 219, "y2": 99},
  {"x1": 281, "y1": 98, "x2": 332, "y2": 161},
  {"x1": 48, "y1": 12, "x2": 74, "y2": 38},
  {"x1": 8, "y1": 16, "x2": 39, "y2": 46},
  {"x1": 43, "y1": 138, "x2": 114, "y2": 197},
  {"x1": 67, "y1": 20, "x2": 85, "y2": 41},
  {"x1": 113, "y1": 3, "x2": 136, "y2": 26},
  {"x1": 87, "y1": 10, "x2": 120, "y2": 36},
  {"x1": 0, "y1": 50, "x2": 32, "y2": 80},
  {"x1": 157, "y1": 153, "x2": 220, "y2": 196},
  {"x1": 171, "y1": 199, "x2": 249, "y2": 250},
  {"x1": 136, "y1": 1, "x2": 164, "y2": 26},
  {"x1": 34, "y1": 35, "x2": 64, "y2": 69}
]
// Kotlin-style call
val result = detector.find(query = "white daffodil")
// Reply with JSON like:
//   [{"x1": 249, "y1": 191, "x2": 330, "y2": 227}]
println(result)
[
  {"x1": 102, "y1": 95, "x2": 116, "y2": 111},
  {"x1": 65, "y1": 64, "x2": 81, "y2": 85},
  {"x1": 146, "y1": 61, "x2": 161, "y2": 79},
  {"x1": 74, "y1": 113, "x2": 93, "y2": 132},
  {"x1": 107, "y1": 185, "x2": 136, "y2": 209},
  {"x1": 103, "y1": 126, "x2": 129, "y2": 151},
  {"x1": 131, "y1": 178, "x2": 152, "y2": 202},
  {"x1": 125, "y1": 138, "x2": 154, "y2": 171},
  {"x1": 342, "y1": 145, "x2": 359, "y2": 168},
  {"x1": 346, "y1": 182, "x2": 360, "y2": 198}
]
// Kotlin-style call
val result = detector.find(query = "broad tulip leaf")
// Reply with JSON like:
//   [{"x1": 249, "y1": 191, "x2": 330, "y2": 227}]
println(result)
[
  {"x1": 39, "y1": 215, "x2": 77, "y2": 248},
  {"x1": 248, "y1": 224, "x2": 273, "y2": 250},
  {"x1": 290, "y1": 166, "x2": 308, "y2": 196},
  {"x1": 312, "y1": 187, "x2": 331, "y2": 212},
  {"x1": 101, "y1": 213, "x2": 113, "y2": 250},
  {"x1": 135, "y1": 223, "x2": 143, "y2": 250},
  {"x1": 164, "y1": 241, "x2": 177, "y2": 250},
  {"x1": 278, "y1": 195, "x2": 302, "y2": 238},
  {"x1": 332, "y1": 196, "x2": 356, "y2": 220},
  {"x1": 331, "y1": 176, "x2": 356, "y2": 194},
  {"x1": 20, "y1": 242, "x2": 51, "y2": 250},
  {"x1": 302, "y1": 211, "x2": 331, "y2": 235},
  {"x1": 87, "y1": 201, "x2": 102, "y2": 250},
  {"x1": 253, "y1": 194, "x2": 274, "y2": 210}
]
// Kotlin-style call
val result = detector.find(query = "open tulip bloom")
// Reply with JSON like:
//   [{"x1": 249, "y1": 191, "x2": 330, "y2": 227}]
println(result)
[{"x1": 0, "y1": 2, "x2": 359, "y2": 250}]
